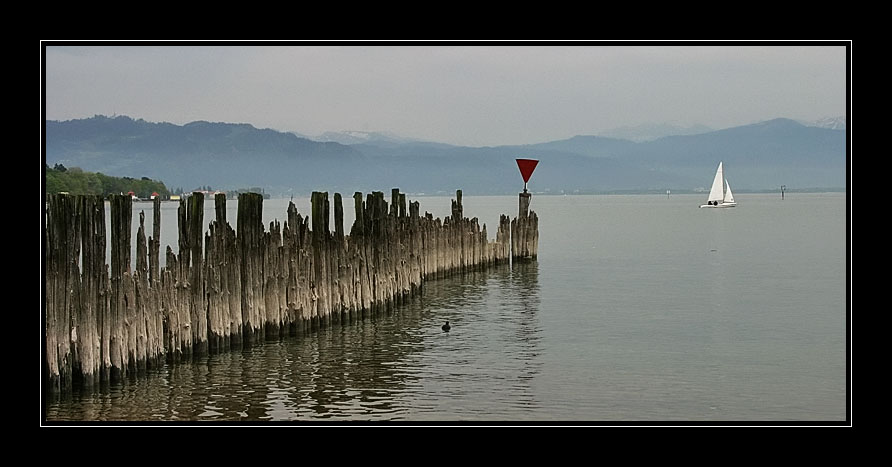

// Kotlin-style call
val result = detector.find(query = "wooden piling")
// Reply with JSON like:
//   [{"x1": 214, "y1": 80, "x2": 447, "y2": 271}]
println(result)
[
  {"x1": 45, "y1": 187, "x2": 537, "y2": 392},
  {"x1": 511, "y1": 191, "x2": 539, "y2": 260},
  {"x1": 75, "y1": 195, "x2": 105, "y2": 387},
  {"x1": 146, "y1": 200, "x2": 165, "y2": 367},
  {"x1": 109, "y1": 194, "x2": 131, "y2": 379},
  {"x1": 46, "y1": 194, "x2": 76, "y2": 391},
  {"x1": 187, "y1": 192, "x2": 206, "y2": 354},
  {"x1": 134, "y1": 211, "x2": 149, "y2": 372},
  {"x1": 206, "y1": 195, "x2": 226, "y2": 352},
  {"x1": 238, "y1": 192, "x2": 264, "y2": 344},
  {"x1": 150, "y1": 198, "x2": 161, "y2": 282}
]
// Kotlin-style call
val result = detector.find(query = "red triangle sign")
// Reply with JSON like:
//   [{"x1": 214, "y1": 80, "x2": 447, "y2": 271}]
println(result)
[{"x1": 516, "y1": 159, "x2": 539, "y2": 183}]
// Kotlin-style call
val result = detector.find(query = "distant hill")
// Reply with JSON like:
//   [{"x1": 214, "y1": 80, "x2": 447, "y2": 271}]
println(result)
[
  {"x1": 46, "y1": 115, "x2": 369, "y2": 194},
  {"x1": 314, "y1": 130, "x2": 428, "y2": 146},
  {"x1": 44, "y1": 115, "x2": 847, "y2": 195},
  {"x1": 510, "y1": 135, "x2": 636, "y2": 158},
  {"x1": 800, "y1": 116, "x2": 846, "y2": 130},
  {"x1": 623, "y1": 118, "x2": 847, "y2": 190},
  {"x1": 599, "y1": 122, "x2": 714, "y2": 142}
]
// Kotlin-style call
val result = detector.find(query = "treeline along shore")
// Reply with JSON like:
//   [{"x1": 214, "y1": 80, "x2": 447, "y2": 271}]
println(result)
[{"x1": 44, "y1": 189, "x2": 538, "y2": 393}]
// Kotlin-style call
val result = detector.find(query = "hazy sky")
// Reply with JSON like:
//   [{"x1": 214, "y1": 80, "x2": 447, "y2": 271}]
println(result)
[{"x1": 43, "y1": 42, "x2": 848, "y2": 147}]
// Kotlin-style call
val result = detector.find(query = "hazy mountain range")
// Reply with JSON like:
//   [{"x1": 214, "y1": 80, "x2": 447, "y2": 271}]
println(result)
[
  {"x1": 44, "y1": 115, "x2": 847, "y2": 196},
  {"x1": 801, "y1": 116, "x2": 846, "y2": 130},
  {"x1": 308, "y1": 116, "x2": 845, "y2": 145},
  {"x1": 597, "y1": 123, "x2": 715, "y2": 142},
  {"x1": 311, "y1": 130, "x2": 428, "y2": 146}
]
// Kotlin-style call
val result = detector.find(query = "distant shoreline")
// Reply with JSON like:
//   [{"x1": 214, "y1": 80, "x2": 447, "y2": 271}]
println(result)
[
  {"x1": 525, "y1": 188, "x2": 847, "y2": 196},
  {"x1": 252, "y1": 188, "x2": 848, "y2": 199}
]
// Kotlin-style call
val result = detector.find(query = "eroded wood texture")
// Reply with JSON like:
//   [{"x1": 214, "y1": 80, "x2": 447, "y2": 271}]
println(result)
[{"x1": 45, "y1": 189, "x2": 534, "y2": 390}]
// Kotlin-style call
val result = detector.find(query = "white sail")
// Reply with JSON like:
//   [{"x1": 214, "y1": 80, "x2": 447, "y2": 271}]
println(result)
[
  {"x1": 707, "y1": 162, "x2": 724, "y2": 203},
  {"x1": 700, "y1": 161, "x2": 737, "y2": 208},
  {"x1": 724, "y1": 181, "x2": 735, "y2": 203}
]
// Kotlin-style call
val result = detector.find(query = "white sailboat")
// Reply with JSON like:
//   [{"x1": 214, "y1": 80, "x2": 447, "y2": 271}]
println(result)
[{"x1": 699, "y1": 162, "x2": 737, "y2": 208}]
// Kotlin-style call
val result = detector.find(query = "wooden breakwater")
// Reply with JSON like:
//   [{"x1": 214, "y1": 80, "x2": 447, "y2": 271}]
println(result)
[{"x1": 44, "y1": 189, "x2": 538, "y2": 392}]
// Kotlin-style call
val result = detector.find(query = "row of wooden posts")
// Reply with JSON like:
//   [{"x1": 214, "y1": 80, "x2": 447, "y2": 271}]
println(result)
[{"x1": 44, "y1": 189, "x2": 539, "y2": 392}]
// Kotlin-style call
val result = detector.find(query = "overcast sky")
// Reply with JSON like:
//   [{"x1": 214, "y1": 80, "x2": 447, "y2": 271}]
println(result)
[{"x1": 43, "y1": 43, "x2": 848, "y2": 147}]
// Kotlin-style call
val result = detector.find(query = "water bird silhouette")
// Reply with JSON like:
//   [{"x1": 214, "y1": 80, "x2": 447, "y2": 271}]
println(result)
[{"x1": 442, "y1": 321, "x2": 451, "y2": 332}]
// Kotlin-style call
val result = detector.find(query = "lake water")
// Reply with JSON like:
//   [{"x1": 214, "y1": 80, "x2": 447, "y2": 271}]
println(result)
[{"x1": 44, "y1": 192, "x2": 849, "y2": 423}]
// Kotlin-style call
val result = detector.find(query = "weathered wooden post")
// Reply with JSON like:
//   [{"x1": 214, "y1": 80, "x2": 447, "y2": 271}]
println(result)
[
  {"x1": 519, "y1": 191, "x2": 531, "y2": 216},
  {"x1": 263, "y1": 219, "x2": 285, "y2": 338},
  {"x1": 311, "y1": 191, "x2": 331, "y2": 327},
  {"x1": 352, "y1": 192, "x2": 373, "y2": 316},
  {"x1": 285, "y1": 201, "x2": 309, "y2": 333},
  {"x1": 46, "y1": 194, "x2": 76, "y2": 391},
  {"x1": 150, "y1": 198, "x2": 161, "y2": 282},
  {"x1": 109, "y1": 194, "x2": 131, "y2": 379},
  {"x1": 167, "y1": 199, "x2": 192, "y2": 359},
  {"x1": 134, "y1": 211, "x2": 149, "y2": 372},
  {"x1": 187, "y1": 192, "x2": 206, "y2": 354},
  {"x1": 238, "y1": 192, "x2": 264, "y2": 344},
  {"x1": 512, "y1": 159, "x2": 540, "y2": 260},
  {"x1": 206, "y1": 193, "x2": 228, "y2": 351},
  {"x1": 76, "y1": 195, "x2": 105, "y2": 387},
  {"x1": 333, "y1": 192, "x2": 351, "y2": 322},
  {"x1": 147, "y1": 198, "x2": 164, "y2": 366}
]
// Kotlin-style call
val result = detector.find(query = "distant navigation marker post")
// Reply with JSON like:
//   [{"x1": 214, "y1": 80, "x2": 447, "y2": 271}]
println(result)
[
  {"x1": 513, "y1": 159, "x2": 540, "y2": 260},
  {"x1": 515, "y1": 158, "x2": 539, "y2": 216}
]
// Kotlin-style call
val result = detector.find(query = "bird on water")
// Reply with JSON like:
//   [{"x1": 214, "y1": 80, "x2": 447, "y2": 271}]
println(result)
[{"x1": 442, "y1": 321, "x2": 451, "y2": 332}]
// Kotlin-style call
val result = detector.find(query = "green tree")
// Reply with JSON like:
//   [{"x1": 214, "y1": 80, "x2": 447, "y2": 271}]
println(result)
[{"x1": 45, "y1": 168, "x2": 171, "y2": 197}]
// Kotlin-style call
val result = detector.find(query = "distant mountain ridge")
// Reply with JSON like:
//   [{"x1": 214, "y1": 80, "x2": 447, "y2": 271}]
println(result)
[
  {"x1": 46, "y1": 115, "x2": 368, "y2": 193},
  {"x1": 799, "y1": 116, "x2": 846, "y2": 130},
  {"x1": 599, "y1": 122, "x2": 714, "y2": 142},
  {"x1": 44, "y1": 115, "x2": 847, "y2": 195},
  {"x1": 314, "y1": 130, "x2": 428, "y2": 145}
]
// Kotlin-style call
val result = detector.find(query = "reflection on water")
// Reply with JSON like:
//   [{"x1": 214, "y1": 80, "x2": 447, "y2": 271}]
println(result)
[
  {"x1": 45, "y1": 261, "x2": 542, "y2": 422},
  {"x1": 46, "y1": 193, "x2": 848, "y2": 422}
]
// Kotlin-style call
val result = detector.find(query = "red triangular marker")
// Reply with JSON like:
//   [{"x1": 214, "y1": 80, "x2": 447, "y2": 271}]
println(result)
[{"x1": 516, "y1": 159, "x2": 539, "y2": 183}]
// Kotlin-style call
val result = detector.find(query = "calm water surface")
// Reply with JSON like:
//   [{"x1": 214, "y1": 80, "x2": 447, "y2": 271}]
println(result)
[{"x1": 45, "y1": 193, "x2": 848, "y2": 422}]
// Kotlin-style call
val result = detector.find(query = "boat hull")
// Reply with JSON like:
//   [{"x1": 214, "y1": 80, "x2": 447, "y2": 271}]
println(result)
[{"x1": 699, "y1": 202, "x2": 737, "y2": 208}]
